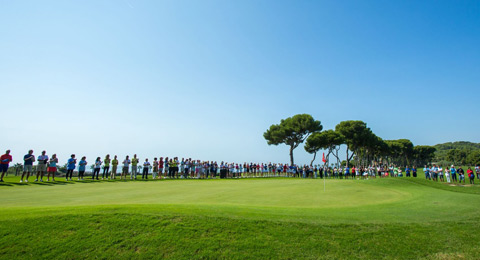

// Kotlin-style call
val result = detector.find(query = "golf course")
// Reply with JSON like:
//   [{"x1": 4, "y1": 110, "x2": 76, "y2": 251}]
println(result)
[{"x1": 0, "y1": 176, "x2": 479, "y2": 259}]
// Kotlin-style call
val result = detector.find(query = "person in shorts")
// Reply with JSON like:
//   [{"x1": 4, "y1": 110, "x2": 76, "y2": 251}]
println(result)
[
  {"x1": 0, "y1": 150, "x2": 12, "y2": 182},
  {"x1": 21, "y1": 150, "x2": 35, "y2": 183},
  {"x1": 36, "y1": 150, "x2": 49, "y2": 182},
  {"x1": 47, "y1": 154, "x2": 58, "y2": 181}
]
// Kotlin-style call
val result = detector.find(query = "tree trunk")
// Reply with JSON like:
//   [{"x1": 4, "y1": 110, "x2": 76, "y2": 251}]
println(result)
[
  {"x1": 346, "y1": 148, "x2": 349, "y2": 168},
  {"x1": 310, "y1": 152, "x2": 317, "y2": 166},
  {"x1": 289, "y1": 145, "x2": 295, "y2": 166}
]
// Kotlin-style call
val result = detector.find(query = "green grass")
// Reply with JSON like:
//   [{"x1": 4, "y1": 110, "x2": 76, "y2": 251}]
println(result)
[{"x1": 0, "y1": 176, "x2": 479, "y2": 259}]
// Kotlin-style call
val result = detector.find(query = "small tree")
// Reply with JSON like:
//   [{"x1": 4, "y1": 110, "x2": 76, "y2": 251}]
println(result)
[
  {"x1": 264, "y1": 114, "x2": 322, "y2": 166},
  {"x1": 305, "y1": 130, "x2": 344, "y2": 166},
  {"x1": 335, "y1": 120, "x2": 373, "y2": 167}
]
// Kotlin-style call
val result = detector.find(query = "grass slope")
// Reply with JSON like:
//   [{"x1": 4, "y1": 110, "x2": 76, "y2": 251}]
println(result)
[{"x1": 0, "y1": 176, "x2": 479, "y2": 259}]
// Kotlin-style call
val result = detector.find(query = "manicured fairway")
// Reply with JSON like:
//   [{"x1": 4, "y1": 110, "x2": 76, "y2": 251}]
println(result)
[{"x1": 0, "y1": 177, "x2": 479, "y2": 259}]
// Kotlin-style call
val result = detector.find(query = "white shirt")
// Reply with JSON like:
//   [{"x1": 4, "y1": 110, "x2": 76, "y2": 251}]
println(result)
[
  {"x1": 123, "y1": 159, "x2": 131, "y2": 167},
  {"x1": 95, "y1": 160, "x2": 102, "y2": 169}
]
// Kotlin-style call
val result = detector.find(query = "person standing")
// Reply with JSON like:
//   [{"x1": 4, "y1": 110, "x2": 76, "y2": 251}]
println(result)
[
  {"x1": 172, "y1": 157, "x2": 179, "y2": 179},
  {"x1": 66, "y1": 154, "x2": 76, "y2": 181},
  {"x1": 21, "y1": 150, "x2": 35, "y2": 183},
  {"x1": 103, "y1": 154, "x2": 111, "y2": 180},
  {"x1": 122, "y1": 156, "x2": 130, "y2": 180},
  {"x1": 92, "y1": 157, "x2": 102, "y2": 180},
  {"x1": 0, "y1": 150, "x2": 12, "y2": 182},
  {"x1": 450, "y1": 165, "x2": 457, "y2": 182},
  {"x1": 152, "y1": 158, "x2": 159, "y2": 179},
  {"x1": 47, "y1": 154, "x2": 58, "y2": 182},
  {"x1": 438, "y1": 166, "x2": 444, "y2": 182},
  {"x1": 412, "y1": 166, "x2": 417, "y2": 178},
  {"x1": 184, "y1": 159, "x2": 190, "y2": 179},
  {"x1": 78, "y1": 156, "x2": 87, "y2": 180},
  {"x1": 476, "y1": 165, "x2": 480, "y2": 181},
  {"x1": 111, "y1": 155, "x2": 118, "y2": 179},
  {"x1": 431, "y1": 164, "x2": 439, "y2": 182},
  {"x1": 159, "y1": 157, "x2": 165, "y2": 179},
  {"x1": 445, "y1": 168, "x2": 451, "y2": 183},
  {"x1": 467, "y1": 167, "x2": 474, "y2": 184},
  {"x1": 180, "y1": 158, "x2": 186, "y2": 179},
  {"x1": 131, "y1": 154, "x2": 139, "y2": 180},
  {"x1": 457, "y1": 166, "x2": 465, "y2": 184},
  {"x1": 36, "y1": 151, "x2": 49, "y2": 182},
  {"x1": 142, "y1": 159, "x2": 150, "y2": 179},
  {"x1": 405, "y1": 166, "x2": 411, "y2": 177},
  {"x1": 345, "y1": 166, "x2": 350, "y2": 179},
  {"x1": 169, "y1": 158, "x2": 176, "y2": 178},
  {"x1": 424, "y1": 165, "x2": 430, "y2": 180}
]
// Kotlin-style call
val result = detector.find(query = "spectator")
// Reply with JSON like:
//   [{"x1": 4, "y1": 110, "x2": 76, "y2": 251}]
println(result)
[
  {"x1": 111, "y1": 155, "x2": 118, "y2": 179},
  {"x1": 21, "y1": 150, "x2": 35, "y2": 183},
  {"x1": 66, "y1": 154, "x2": 76, "y2": 181},
  {"x1": 0, "y1": 150, "x2": 12, "y2": 182},
  {"x1": 103, "y1": 154, "x2": 111, "y2": 180},
  {"x1": 36, "y1": 150, "x2": 48, "y2": 182},
  {"x1": 467, "y1": 167, "x2": 474, "y2": 184},
  {"x1": 47, "y1": 154, "x2": 58, "y2": 182},
  {"x1": 93, "y1": 157, "x2": 102, "y2": 180},
  {"x1": 78, "y1": 156, "x2": 87, "y2": 180}
]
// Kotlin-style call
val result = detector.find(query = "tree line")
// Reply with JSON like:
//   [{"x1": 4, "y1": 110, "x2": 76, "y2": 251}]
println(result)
[
  {"x1": 433, "y1": 141, "x2": 480, "y2": 166},
  {"x1": 263, "y1": 114, "x2": 438, "y2": 168}
]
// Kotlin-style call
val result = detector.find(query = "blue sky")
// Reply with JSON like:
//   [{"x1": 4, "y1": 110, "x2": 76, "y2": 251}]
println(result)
[{"x1": 1, "y1": 0, "x2": 479, "y2": 165}]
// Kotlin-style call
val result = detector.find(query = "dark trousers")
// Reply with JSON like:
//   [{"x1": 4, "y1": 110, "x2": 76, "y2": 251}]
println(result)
[
  {"x1": 66, "y1": 169, "x2": 74, "y2": 179},
  {"x1": 92, "y1": 168, "x2": 100, "y2": 179},
  {"x1": 102, "y1": 167, "x2": 110, "y2": 178},
  {"x1": 142, "y1": 168, "x2": 149, "y2": 179}
]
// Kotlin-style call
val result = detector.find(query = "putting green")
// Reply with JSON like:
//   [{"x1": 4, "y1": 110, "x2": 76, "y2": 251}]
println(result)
[
  {"x1": 1, "y1": 178, "x2": 479, "y2": 224},
  {"x1": 0, "y1": 178, "x2": 407, "y2": 208}
]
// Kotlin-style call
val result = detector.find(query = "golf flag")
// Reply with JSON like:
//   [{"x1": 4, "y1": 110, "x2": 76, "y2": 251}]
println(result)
[{"x1": 322, "y1": 153, "x2": 326, "y2": 163}]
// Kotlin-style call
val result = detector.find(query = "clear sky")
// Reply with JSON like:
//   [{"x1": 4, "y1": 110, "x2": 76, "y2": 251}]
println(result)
[{"x1": 1, "y1": 0, "x2": 479, "y2": 165}]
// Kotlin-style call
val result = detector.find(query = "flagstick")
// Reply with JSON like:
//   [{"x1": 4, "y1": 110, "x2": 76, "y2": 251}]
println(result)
[{"x1": 322, "y1": 153, "x2": 326, "y2": 192}]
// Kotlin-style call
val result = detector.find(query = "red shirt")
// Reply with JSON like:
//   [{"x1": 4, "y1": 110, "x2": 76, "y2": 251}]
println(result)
[{"x1": 0, "y1": 154, "x2": 12, "y2": 165}]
